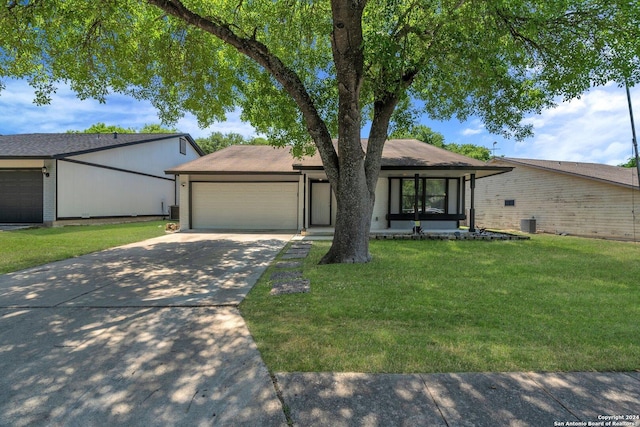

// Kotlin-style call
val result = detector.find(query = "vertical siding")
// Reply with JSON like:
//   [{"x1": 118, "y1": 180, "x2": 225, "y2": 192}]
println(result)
[
  {"x1": 371, "y1": 178, "x2": 388, "y2": 230},
  {"x1": 470, "y1": 163, "x2": 640, "y2": 240},
  {"x1": 72, "y1": 136, "x2": 200, "y2": 176},
  {"x1": 57, "y1": 161, "x2": 174, "y2": 218}
]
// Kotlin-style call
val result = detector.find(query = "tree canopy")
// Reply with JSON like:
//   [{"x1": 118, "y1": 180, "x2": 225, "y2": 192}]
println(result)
[
  {"x1": 391, "y1": 124, "x2": 491, "y2": 161},
  {"x1": 619, "y1": 157, "x2": 637, "y2": 168},
  {"x1": 195, "y1": 131, "x2": 269, "y2": 154},
  {"x1": 67, "y1": 122, "x2": 178, "y2": 134},
  {"x1": 1, "y1": 0, "x2": 639, "y2": 263}
]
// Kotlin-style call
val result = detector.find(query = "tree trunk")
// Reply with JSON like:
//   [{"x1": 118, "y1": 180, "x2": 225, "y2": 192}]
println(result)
[
  {"x1": 319, "y1": 157, "x2": 374, "y2": 264},
  {"x1": 317, "y1": 0, "x2": 372, "y2": 264}
]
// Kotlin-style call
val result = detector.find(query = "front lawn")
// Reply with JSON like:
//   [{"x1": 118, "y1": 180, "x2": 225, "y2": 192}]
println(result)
[
  {"x1": 0, "y1": 221, "x2": 168, "y2": 274},
  {"x1": 241, "y1": 235, "x2": 640, "y2": 373}
]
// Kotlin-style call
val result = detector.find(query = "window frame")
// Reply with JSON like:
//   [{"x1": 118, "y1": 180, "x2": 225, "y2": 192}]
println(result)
[
  {"x1": 179, "y1": 137, "x2": 187, "y2": 155},
  {"x1": 398, "y1": 177, "x2": 449, "y2": 215}
]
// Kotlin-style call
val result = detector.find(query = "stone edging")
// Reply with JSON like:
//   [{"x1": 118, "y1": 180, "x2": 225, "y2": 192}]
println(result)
[
  {"x1": 270, "y1": 242, "x2": 313, "y2": 295},
  {"x1": 371, "y1": 231, "x2": 530, "y2": 241}
]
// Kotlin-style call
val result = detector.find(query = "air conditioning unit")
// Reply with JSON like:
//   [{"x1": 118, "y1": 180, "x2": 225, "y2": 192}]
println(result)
[
  {"x1": 169, "y1": 205, "x2": 179, "y2": 221},
  {"x1": 520, "y1": 218, "x2": 536, "y2": 233}
]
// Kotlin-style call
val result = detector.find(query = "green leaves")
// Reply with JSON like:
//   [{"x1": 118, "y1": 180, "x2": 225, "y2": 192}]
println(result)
[{"x1": 1, "y1": 0, "x2": 638, "y2": 145}]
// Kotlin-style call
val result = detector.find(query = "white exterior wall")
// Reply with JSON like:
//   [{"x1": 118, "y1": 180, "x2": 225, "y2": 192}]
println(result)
[
  {"x1": 57, "y1": 161, "x2": 174, "y2": 218},
  {"x1": 55, "y1": 136, "x2": 200, "y2": 219},
  {"x1": 72, "y1": 136, "x2": 200, "y2": 176},
  {"x1": 470, "y1": 163, "x2": 640, "y2": 240},
  {"x1": 371, "y1": 177, "x2": 388, "y2": 230}
]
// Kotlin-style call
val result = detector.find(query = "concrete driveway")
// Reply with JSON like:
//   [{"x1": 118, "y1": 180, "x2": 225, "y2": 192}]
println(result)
[{"x1": 0, "y1": 232, "x2": 291, "y2": 427}]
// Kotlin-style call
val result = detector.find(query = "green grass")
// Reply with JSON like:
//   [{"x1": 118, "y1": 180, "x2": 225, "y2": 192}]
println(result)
[
  {"x1": 241, "y1": 235, "x2": 640, "y2": 373},
  {"x1": 0, "y1": 221, "x2": 168, "y2": 274}
]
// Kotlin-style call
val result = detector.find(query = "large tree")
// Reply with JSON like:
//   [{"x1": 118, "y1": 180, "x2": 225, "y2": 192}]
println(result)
[{"x1": 1, "y1": 1, "x2": 638, "y2": 263}]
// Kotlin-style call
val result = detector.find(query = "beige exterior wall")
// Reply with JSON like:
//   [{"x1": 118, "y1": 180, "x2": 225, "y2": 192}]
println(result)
[
  {"x1": 0, "y1": 160, "x2": 44, "y2": 168},
  {"x1": 469, "y1": 161, "x2": 640, "y2": 240}
]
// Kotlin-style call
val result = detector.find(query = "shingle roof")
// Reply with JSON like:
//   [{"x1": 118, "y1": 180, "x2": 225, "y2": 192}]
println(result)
[
  {"x1": 167, "y1": 139, "x2": 511, "y2": 178},
  {"x1": 0, "y1": 133, "x2": 202, "y2": 158},
  {"x1": 167, "y1": 145, "x2": 300, "y2": 174},
  {"x1": 490, "y1": 157, "x2": 640, "y2": 189},
  {"x1": 293, "y1": 139, "x2": 492, "y2": 169}
]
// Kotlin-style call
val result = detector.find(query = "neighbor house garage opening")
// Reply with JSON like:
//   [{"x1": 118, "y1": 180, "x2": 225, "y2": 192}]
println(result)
[{"x1": 0, "y1": 169, "x2": 43, "y2": 223}]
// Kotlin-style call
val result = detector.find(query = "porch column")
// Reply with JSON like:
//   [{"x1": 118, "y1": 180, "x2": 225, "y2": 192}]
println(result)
[
  {"x1": 414, "y1": 173, "x2": 420, "y2": 232},
  {"x1": 469, "y1": 173, "x2": 476, "y2": 232}
]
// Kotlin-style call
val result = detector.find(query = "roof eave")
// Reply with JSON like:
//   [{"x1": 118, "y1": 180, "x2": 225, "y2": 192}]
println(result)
[
  {"x1": 293, "y1": 164, "x2": 513, "y2": 174},
  {"x1": 165, "y1": 170, "x2": 301, "y2": 176},
  {"x1": 0, "y1": 155, "x2": 53, "y2": 160},
  {"x1": 493, "y1": 158, "x2": 638, "y2": 190},
  {"x1": 54, "y1": 133, "x2": 194, "y2": 159}
]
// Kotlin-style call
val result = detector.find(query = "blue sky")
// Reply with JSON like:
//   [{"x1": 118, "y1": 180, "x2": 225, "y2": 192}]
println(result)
[{"x1": 1, "y1": 77, "x2": 638, "y2": 166}]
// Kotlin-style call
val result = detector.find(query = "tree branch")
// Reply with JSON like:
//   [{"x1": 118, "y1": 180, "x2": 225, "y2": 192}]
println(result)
[
  {"x1": 365, "y1": 67, "x2": 417, "y2": 193},
  {"x1": 146, "y1": 0, "x2": 338, "y2": 176}
]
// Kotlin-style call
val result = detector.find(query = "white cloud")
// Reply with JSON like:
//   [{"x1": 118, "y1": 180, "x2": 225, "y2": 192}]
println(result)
[
  {"x1": 443, "y1": 84, "x2": 639, "y2": 166},
  {"x1": 461, "y1": 127, "x2": 483, "y2": 136},
  {"x1": 512, "y1": 85, "x2": 639, "y2": 165},
  {"x1": 0, "y1": 78, "x2": 256, "y2": 138},
  {"x1": 459, "y1": 120, "x2": 484, "y2": 136}
]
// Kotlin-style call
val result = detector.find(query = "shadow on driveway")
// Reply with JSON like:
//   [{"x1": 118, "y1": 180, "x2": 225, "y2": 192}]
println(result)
[{"x1": 0, "y1": 233, "x2": 291, "y2": 427}]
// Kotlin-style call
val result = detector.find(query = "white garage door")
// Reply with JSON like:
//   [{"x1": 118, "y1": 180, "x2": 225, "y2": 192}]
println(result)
[{"x1": 192, "y1": 182, "x2": 299, "y2": 230}]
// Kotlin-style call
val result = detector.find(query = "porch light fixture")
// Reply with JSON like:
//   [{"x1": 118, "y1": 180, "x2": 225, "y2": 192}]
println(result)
[{"x1": 42, "y1": 166, "x2": 50, "y2": 177}]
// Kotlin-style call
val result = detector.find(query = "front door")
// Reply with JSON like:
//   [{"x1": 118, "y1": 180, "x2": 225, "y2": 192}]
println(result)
[{"x1": 310, "y1": 181, "x2": 332, "y2": 226}]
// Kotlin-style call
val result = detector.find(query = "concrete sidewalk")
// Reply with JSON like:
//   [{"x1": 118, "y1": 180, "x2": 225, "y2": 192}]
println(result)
[{"x1": 276, "y1": 371, "x2": 640, "y2": 426}]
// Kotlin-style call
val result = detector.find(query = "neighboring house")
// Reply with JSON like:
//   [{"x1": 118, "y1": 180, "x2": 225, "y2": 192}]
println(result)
[
  {"x1": 166, "y1": 139, "x2": 512, "y2": 232},
  {"x1": 0, "y1": 133, "x2": 203, "y2": 225},
  {"x1": 470, "y1": 157, "x2": 640, "y2": 240}
]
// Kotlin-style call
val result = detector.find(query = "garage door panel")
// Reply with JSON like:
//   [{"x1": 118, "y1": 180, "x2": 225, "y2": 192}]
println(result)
[
  {"x1": 192, "y1": 182, "x2": 298, "y2": 230},
  {"x1": 0, "y1": 170, "x2": 43, "y2": 223}
]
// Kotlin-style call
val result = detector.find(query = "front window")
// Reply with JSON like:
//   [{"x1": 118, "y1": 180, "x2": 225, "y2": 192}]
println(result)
[
  {"x1": 424, "y1": 179, "x2": 446, "y2": 214},
  {"x1": 402, "y1": 179, "x2": 423, "y2": 213},
  {"x1": 399, "y1": 178, "x2": 447, "y2": 214}
]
